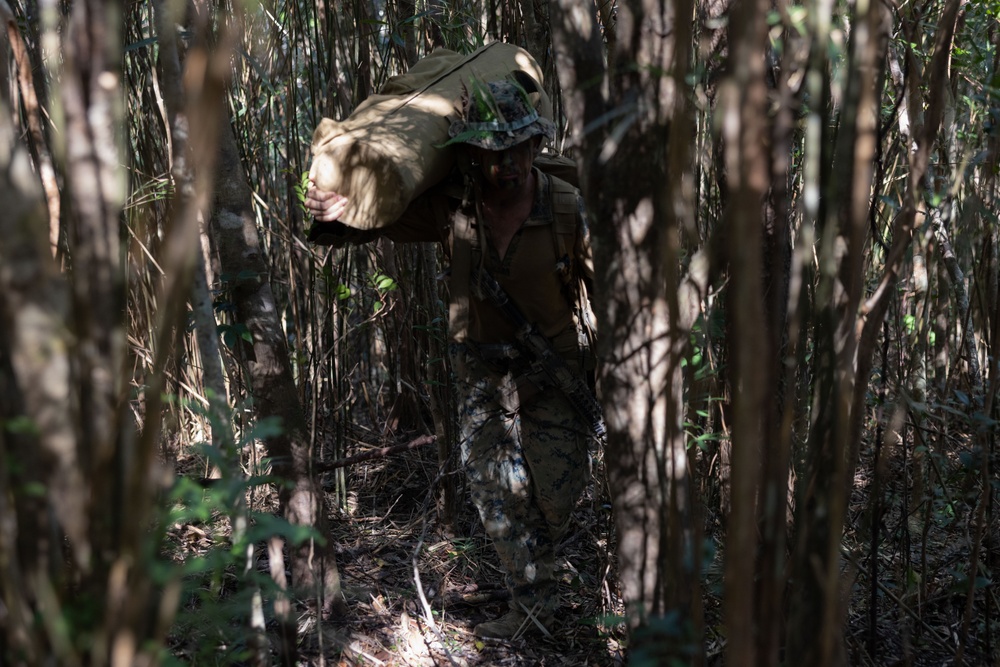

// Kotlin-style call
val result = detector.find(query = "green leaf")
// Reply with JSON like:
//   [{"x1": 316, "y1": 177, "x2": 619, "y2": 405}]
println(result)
[
  {"x1": 22, "y1": 482, "x2": 47, "y2": 497},
  {"x1": 372, "y1": 273, "x2": 398, "y2": 291},
  {"x1": 218, "y1": 322, "x2": 252, "y2": 348},
  {"x1": 4, "y1": 415, "x2": 39, "y2": 436},
  {"x1": 439, "y1": 129, "x2": 493, "y2": 147},
  {"x1": 293, "y1": 170, "x2": 310, "y2": 206}
]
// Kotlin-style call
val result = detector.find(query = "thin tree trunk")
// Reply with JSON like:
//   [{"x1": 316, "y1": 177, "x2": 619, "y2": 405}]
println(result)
[
  {"x1": 209, "y1": 106, "x2": 346, "y2": 637},
  {"x1": 719, "y1": 0, "x2": 770, "y2": 660},
  {"x1": 519, "y1": 0, "x2": 548, "y2": 68},
  {"x1": 786, "y1": 0, "x2": 891, "y2": 663},
  {"x1": 152, "y1": 4, "x2": 270, "y2": 663},
  {"x1": 2, "y1": 2, "x2": 60, "y2": 252},
  {"x1": 755, "y1": 11, "x2": 800, "y2": 665}
]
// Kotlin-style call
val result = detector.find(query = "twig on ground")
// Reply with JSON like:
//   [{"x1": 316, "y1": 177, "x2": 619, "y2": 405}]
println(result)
[
  {"x1": 411, "y1": 463, "x2": 462, "y2": 667},
  {"x1": 316, "y1": 435, "x2": 437, "y2": 471}
]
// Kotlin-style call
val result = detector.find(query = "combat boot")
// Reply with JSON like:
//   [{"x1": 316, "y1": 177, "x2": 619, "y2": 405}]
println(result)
[{"x1": 473, "y1": 604, "x2": 552, "y2": 639}]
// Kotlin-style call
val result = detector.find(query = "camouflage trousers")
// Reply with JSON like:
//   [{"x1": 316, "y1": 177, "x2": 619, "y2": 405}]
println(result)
[{"x1": 449, "y1": 342, "x2": 592, "y2": 616}]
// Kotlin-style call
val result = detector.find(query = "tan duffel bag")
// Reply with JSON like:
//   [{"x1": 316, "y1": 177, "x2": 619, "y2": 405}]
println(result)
[{"x1": 308, "y1": 42, "x2": 552, "y2": 231}]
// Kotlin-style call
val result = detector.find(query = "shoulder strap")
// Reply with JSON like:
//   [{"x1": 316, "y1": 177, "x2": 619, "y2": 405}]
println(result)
[
  {"x1": 447, "y1": 169, "x2": 485, "y2": 344},
  {"x1": 547, "y1": 174, "x2": 599, "y2": 369},
  {"x1": 549, "y1": 175, "x2": 580, "y2": 278}
]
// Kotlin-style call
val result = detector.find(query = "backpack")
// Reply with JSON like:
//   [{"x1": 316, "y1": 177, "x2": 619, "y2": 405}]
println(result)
[{"x1": 309, "y1": 43, "x2": 553, "y2": 232}]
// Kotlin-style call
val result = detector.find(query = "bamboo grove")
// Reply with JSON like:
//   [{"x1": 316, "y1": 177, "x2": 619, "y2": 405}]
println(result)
[{"x1": 0, "y1": 0, "x2": 998, "y2": 665}]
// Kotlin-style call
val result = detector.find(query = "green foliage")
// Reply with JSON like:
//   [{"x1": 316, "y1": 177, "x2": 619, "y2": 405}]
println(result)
[
  {"x1": 334, "y1": 282, "x2": 352, "y2": 300},
  {"x1": 162, "y1": 442, "x2": 321, "y2": 665},
  {"x1": 292, "y1": 170, "x2": 310, "y2": 215},
  {"x1": 2, "y1": 415, "x2": 40, "y2": 436},
  {"x1": 685, "y1": 417, "x2": 725, "y2": 452},
  {"x1": 217, "y1": 322, "x2": 253, "y2": 348},
  {"x1": 370, "y1": 271, "x2": 398, "y2": 313},
  {"x1": 319, "y1": 264, "x2": 354, "y2": 301},
  {"x1": 370, "y1": 272, "x2": 398, "y2": 292}
]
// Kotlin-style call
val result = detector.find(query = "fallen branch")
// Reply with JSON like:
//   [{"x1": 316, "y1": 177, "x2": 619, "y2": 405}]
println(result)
[{"x1": 315, "y1": 434, "x2": 438, "y2": 471}]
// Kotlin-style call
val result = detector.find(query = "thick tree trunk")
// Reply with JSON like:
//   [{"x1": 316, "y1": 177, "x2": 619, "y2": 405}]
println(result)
[
  {"x1": 551, "y1": 0, "x2": 702, "y2": 658},
  {"x1": 0, "y1": 25, "x2": 76, "y2": 662},
  {"x1": 1, "y1": 1, "x2": 177, "y2": 663},
  {"x1": 61, "y1": 0, "x2": 128, "y2": 568}
]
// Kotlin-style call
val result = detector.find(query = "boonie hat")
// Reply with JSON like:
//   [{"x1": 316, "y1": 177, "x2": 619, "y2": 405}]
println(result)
[{"x1": 447, "y1": 79, "x2": 556, "y2": 151}]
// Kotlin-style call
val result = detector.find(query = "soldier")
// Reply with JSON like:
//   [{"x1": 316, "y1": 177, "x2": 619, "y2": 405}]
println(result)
[{"x1": 306, "y1": 79, "x2": 598, "y2": 639}]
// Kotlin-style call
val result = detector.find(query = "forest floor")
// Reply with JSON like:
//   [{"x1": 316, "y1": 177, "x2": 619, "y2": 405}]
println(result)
[
  {"x1": 305, "y1": 430, "x2": 996, "y2": 667},
  {"x1": 308, "y1": 432, "x2": 628, "y2": 667},
  {"x1": 167, "y1": 421, "x2": 996, "y2": 666},
  {"x1": 838, "y1": 435, "x2": 998, "y2": 667}
]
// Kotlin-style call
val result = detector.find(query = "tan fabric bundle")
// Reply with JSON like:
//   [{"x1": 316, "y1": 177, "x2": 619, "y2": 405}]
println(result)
[{"x1": 309, "y1": 42, "x2": 552, "y2": 231}]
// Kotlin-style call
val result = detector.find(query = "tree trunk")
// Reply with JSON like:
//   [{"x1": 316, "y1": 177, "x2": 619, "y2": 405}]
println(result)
[
  {"x1": 551, "y1": 0, "x2": 702, "y2": 658},
  {"x1": 718, "y1": 0, "x2": 770, "y2": 660},
  {"x1": 0, "y1": 22, "x2": 76, "y2": 662},
  {"x1": 786, "y1": 0, "x2": 893, "y2": 663},
  {"x1": 209, "y1": 110, "x2": 345, "y2": 628},
  {"x1": 1, "y1": 1, "x2": 178, "y2": 662},
  {"x1": 61, "y1": 0, "x2": 129, "y2": 568}
]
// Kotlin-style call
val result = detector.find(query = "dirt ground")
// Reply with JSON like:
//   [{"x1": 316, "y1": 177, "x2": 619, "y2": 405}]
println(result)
[{"x1": 307, "y1": 440, "x2": 627, "y2": 667}]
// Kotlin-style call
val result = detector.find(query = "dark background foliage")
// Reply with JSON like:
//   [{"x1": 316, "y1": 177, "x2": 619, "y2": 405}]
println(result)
[{"x1": 0, "y1": 0, "x2": 997, "y2": 665}]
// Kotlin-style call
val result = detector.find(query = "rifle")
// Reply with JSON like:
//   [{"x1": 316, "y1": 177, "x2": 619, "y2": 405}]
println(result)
[{"x1": 471, "y1": 266, "x2": 607, "y2": 441}]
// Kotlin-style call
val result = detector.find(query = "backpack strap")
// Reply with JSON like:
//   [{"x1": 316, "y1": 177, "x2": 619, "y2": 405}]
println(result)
[
  {"x1": 547, "y1": 174, "x2": 599, "y2": 370},
  {"x1": 548, "y1": 175, "x2": 582, "y2": 290},
  {"x1": 449, "y1": 206, "x2": 474, "y2": 343}
]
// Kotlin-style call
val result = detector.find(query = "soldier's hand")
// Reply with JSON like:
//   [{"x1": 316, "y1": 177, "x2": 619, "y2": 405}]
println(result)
[{"x1": 305, "y1": 181, "x2": 348, "y2": 221}]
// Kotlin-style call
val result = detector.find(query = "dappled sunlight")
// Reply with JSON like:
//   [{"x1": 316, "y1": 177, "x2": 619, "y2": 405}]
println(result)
[{"x1": 309, "y1": 43, "x2": 550, "y2": 231}]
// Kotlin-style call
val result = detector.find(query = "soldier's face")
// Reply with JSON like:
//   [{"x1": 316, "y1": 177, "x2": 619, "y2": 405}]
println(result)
[{"x1": 471, "y1": 139, "x2": 536, "y2": 191}]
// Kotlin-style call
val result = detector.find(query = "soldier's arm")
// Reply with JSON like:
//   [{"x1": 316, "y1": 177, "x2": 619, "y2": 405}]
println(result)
[{"x1": 305, "y1": 183, "x2": 447, "y2": 247}]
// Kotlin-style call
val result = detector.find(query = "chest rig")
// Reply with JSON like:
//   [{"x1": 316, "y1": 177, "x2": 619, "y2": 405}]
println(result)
[{"x1": 446, "y1": 165, "x2": 597, "y2": 370}]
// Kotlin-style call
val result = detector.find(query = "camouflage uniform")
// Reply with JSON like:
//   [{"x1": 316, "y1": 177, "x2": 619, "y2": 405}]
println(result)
[
  {"x1": 443, "y1": 143, "x2": 596, "y2": 620},
  {"x1": 450, "y1": 341, "x2": 591, "y2": 617},
  {"x1": 401, "y1": 83, "x2": 598, "y2": 628}
]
